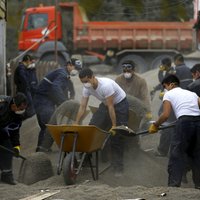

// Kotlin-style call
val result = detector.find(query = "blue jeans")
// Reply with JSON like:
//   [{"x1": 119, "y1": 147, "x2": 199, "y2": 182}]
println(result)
[{"x1": 168, "y1": 116, "x2": 200, "y2": 187}]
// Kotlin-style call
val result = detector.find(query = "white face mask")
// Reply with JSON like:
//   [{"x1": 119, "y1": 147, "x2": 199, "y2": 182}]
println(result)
[
  {"x1": 27, "y1": 63, "x2": 36, "y2": 69},
  {"x1": 15, "y1": 109, "x2": 25, "y2": 115},
  {"x1": 83, "y1": 82, "x2": 92, "y2": 88},
  {"x1": 123, "y1": 72, "x2": 132, "y2": 79},
  {"x1": 70, "y1": 69, "x2": 78, "y2": 76}
]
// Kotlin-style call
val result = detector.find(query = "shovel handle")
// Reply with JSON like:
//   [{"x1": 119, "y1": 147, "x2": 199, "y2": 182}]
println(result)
[
  {"x1": 0, "y1": 145, "x2": 26, "y2": 160},
  {"x1": 136, "y1": 123, "x2": 176, "y2": 136}
]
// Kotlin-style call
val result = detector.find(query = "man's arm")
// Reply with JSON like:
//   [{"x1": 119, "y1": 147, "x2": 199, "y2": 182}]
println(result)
[
  {"x1": 154, "y1": 100, "x2": 172, "y2": 127},
  {"x1": 75, "y1": 96, "x2": 89, "y2": 124},
  {"x1": 198, "y1": 97, "x2": 200, "y2": 108},
  {"x1": 105, "y1": 95, "x2": 116, "y2": 127}
]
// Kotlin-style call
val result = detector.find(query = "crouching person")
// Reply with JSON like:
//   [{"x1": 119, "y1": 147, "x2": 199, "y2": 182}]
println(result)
[{"x1": 0, "y1": 93, "x2": 27, "y2": 185}]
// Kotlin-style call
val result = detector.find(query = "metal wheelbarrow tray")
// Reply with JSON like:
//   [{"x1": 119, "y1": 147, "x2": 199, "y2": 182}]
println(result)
[{"x1": 46, "y1": 124, "x2": 109, "y2": 185}]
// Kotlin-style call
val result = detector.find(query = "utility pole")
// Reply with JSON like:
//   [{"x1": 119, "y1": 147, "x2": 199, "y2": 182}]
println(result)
[{"x1": 55, "y1": 0, "x2": 58, "y2": 63}]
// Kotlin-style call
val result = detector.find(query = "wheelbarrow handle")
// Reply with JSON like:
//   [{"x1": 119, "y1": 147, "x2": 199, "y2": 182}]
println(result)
[
  {"x1": 0, "y1": 145, "x2": 26, "y2": 160},
  {"x1": 136, "y1": 123, "x2": 176, "y2": 136}
]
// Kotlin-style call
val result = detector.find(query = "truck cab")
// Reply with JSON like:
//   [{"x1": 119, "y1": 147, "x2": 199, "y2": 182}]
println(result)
[{"x1": 18, "y1": 5, "x2": 68, "y2": 64}]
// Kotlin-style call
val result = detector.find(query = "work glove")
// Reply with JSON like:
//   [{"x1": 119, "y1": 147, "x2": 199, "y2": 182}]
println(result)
[
  {"x1": 159, "y1": 91, "x2": 165, "y2": 100},
  {"x1": 145, "y1": 112, "x2": 153, "y2": 120},
  {"x1": 148, "y1": 123, "x2": 159, "y2": 134},
  {"x1": 159, "y1": 65, "x2": 166, "y2": 71},
  {"x1": 109, "y1": 126, "x2": 117, "y2": 136},
  {"x1": 13, "y1": 146, "x2": 20, "y2": 157}
]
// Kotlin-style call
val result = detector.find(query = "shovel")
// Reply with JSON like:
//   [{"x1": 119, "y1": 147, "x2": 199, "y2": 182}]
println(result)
[
  {"x1": 0, "y1": 144, "x2": 26, "y2": 160},
  {"x1": 112, "y1": 122, "x2": 176, "y2": 137}
]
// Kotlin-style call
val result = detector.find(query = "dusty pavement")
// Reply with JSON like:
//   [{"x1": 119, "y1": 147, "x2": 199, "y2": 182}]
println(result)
[{"x1": 0, "y1": 67, "x2": 200, "y2": 200}]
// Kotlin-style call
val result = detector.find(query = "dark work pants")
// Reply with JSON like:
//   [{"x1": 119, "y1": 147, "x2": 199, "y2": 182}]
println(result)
[
  {"x1": 157, "y1": 104, "x2": 176, "y2": 155},
  {"x1": 34, "y1": 95, "x2": 55, "y2": 148},
  {"x1": 168, "y1": 116, "x2": 200, "y2": 187},
  {"x1": 157, "y1": 127, "x2": 174, "y2": 155},
  {"x1": 89, "y1": 98, "x2": 129, "y2": 171},
  {"x1": 0, "y1": 140, "x2": 13, "y2": 172}
]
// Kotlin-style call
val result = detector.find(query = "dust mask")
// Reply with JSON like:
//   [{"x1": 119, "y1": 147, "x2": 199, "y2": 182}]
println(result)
[
  {"x1": 83, "y1": 82, "x2": 92, "y2": 88},
  {"x1": 15, "y1": 109, "x2": 25, "y2": 115},
  {"x1": 70, "y1": 69, "x2": 78, "y2": 76},
  {"x1": 123, "y1": 72, "x2": 132, "y2": 79},
  {"x1": 27, "y1": 63, "x2": 36, "y2": 69}
]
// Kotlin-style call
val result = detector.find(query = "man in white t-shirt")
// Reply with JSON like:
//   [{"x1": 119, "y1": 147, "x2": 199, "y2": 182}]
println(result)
[
  {"x1": 148, "y1": 74, "x2": 200, "y2": 189},
  {"x1": 75, "y1": 68, "x2": 129, "y2": 176}
]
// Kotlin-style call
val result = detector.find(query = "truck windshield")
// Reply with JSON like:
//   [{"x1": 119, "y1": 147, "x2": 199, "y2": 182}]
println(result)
[{"x1": 27, "y1": 13, "x2": 48, "y2": 30}]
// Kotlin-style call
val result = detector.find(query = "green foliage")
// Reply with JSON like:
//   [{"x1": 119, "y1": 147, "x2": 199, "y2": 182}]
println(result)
[
  {"x1": 160, "y1": 0, "x2": 191, "y2": 21},
  {"x1": 122, "y1": 0, "x2": 144, "y2": 15},
  {"x1": 79, "y1": 0, "x2": 103, "y2": 19}
]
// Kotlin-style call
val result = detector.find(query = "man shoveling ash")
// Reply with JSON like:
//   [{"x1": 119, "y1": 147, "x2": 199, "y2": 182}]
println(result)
[
  {"x1": 148, "y1": 74, "x2": 200, "y2": 189},
  {"x1": 74, "y1": 68, "x2": 129, "y2": 177}
]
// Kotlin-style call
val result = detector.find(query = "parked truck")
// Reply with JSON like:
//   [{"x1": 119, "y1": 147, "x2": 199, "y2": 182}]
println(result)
[{"x1": 18, "y1": 1, "x2": 200, "y2": 73}]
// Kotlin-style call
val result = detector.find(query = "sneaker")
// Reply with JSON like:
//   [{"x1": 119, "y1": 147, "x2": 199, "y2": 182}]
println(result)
[{"x1": 1, "y1": 172, "x2": 17, "y2": 185}]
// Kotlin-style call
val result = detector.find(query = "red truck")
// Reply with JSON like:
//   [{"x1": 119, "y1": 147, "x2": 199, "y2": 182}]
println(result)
[{"x1": 18, "y1": 1, "x2": 200, "y2": 73}]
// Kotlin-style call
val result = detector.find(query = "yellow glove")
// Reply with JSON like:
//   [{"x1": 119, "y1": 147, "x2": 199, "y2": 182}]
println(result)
[
  {"x1": 145, "y1": 112, "x2": 153, "y2": 120},
  {"x1": 159, "y1": 91, "x2": 165, "y2": 100},
  {"x1": 13, "y1": 146, "x2": 20, "y2": 157},
  {"x1": 148, "y1": 123, "x2": 159, "y2": 134},
  {"x1": 159, "y1": 65, "x2": 166, "y2": 71},
  {"x1": 109, "y1": 126, "x2": 117, "y2": 136}
]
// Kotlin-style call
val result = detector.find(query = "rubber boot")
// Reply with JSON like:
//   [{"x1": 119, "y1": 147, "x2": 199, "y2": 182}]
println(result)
[{"x1": 1, "y1": 171, "x2": 16, "y2": 185}]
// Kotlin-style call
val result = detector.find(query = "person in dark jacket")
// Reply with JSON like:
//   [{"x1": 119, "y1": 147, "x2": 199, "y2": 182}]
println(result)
[
  {"x1": 187, "y1": 64, "x2": 200, "y2": 97},
  {"x1": 173, "y1": 53, "x2": 193, "y2": 89},
  {"x1": 34, "y1": 58, "x2": 82, "y2": 152},
  {"x1": 0, "y1": 93, "x2": 27, "y2": 185},
  {"x1": 14, "y1": 54, "x2": 38, "y2": 119}
]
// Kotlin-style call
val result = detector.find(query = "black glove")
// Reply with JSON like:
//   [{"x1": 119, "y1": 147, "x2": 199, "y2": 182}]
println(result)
[{"x1": 13, "y1": 146, "x2": 20, "y2": 157}]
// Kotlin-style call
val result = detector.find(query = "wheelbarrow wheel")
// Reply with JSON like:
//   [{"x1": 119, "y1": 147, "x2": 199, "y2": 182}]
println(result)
[{"x1": 63, "y1": 153, "x2": 77, "y2": 185}]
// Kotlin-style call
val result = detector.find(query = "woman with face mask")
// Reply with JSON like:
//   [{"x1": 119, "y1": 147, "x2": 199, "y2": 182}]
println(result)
[{"x1": 0, "y1": 93, "x2": 27, "y2": 185}]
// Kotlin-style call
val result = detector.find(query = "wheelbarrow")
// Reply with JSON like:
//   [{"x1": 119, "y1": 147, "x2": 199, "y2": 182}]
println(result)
[{"x1": 46, "y1": 124, "x2": 109, "y2": 185}]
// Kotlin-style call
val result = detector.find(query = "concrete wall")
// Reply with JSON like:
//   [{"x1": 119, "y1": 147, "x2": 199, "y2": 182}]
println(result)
[{"x1": 0, "y1": 20, "x2": 6, "y2": 94}]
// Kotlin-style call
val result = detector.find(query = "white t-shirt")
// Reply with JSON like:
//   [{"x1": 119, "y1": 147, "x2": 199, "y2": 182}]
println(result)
[
  {"x1": 82, "y1": 77, "x2": 126, "y2": 105},
  {"x1": 163, "y1": 87, "x2": 200, "y2": 119}
]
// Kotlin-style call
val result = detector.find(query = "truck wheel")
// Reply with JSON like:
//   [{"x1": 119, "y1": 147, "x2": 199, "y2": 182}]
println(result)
[
  {"x1": 117, "y1": 55, "x2": 147, "y2": 74},
  {"x1": 40, "y1": 53, "x2": 66, "y2": 66},
  {"x1": 63, "y1": 153, "x2": 77, "y2": 185},
  {"x1": 151, "y1": 54, "x2": 172, "y2": 70}
]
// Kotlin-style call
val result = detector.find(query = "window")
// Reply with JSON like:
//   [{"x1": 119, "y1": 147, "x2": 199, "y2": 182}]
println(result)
[{"x1": 27, "y1": 13, "x2": 48, "y2": 30}]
